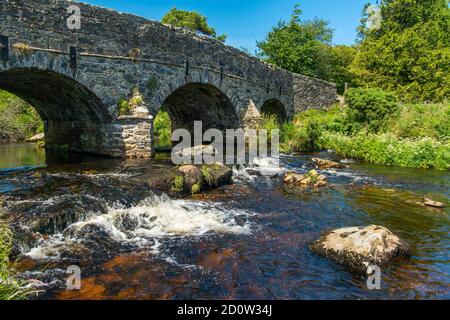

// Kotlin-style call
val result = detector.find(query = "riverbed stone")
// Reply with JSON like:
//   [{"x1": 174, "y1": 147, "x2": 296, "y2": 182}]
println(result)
[
  {"x1": 26, "y1": 132, "x2": 45, "y2": 142},
  {"x1": 310, "y1": 225, "x2": 411, "y2": 274},
  {"x1": 423, "y1": 198, "x2": 446, "y2": 209},
  {"x1": 179, "y1": 165, "x2": 204, "y2": 191},
  {"x1": 312, "y1": 158, "x2": 345, "y2": 170}
]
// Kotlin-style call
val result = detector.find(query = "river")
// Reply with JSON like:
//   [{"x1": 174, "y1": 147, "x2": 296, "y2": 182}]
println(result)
[{"x1": 0, "y1": 143, "x2": 449, "y2": 299}]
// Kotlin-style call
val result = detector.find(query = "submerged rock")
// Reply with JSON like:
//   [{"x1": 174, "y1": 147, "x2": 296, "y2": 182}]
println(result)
[
  {"x1": 310, "y1": 225, "x2": 411, "y2": 274},
  {"x1": 3, "y1": 195, "x2": 109, "y2": 256},
  {"x1": 422, "y1": 198, "x2": 446, "y2": 209},
  {"x1": 63, "y1": 222, "x2": 121, "y2": 252},
  {"x1": 312, "y1": 158, "x2": 345, "y2": 170}
]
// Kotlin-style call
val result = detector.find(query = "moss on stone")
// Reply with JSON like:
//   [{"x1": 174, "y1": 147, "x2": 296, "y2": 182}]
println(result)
[
  {"x1": 12, "y1": 43, "x2": 32, "y2": 55},
  {"x1": 170, "y1": 175, "x2": 185, "y2": 193},
  {"x1": 191, "y1": 183, "x2": 201, "y2": 195},
  {"x1": 128, "y1": 48, "x2": 141, "y2": 60},
  {"x1": 200, "y1": 165, "x2": 214, "y2": 185}
]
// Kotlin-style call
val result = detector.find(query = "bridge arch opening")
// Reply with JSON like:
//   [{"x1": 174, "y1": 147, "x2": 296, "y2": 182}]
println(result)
[
  {"x1": 0, "y1": 68, "x2": 111, "y2": 154},
  {"x1": 155, "y1": 83, "x2": 240, "y2": 147},
  {"x1": 261, "y1": 99, "x2": 287, "y2": 124}
]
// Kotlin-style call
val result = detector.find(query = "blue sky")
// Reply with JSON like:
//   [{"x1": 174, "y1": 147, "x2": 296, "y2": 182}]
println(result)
[{"x1": 82, "y1": 0, "x2": 371, "y2": 52}]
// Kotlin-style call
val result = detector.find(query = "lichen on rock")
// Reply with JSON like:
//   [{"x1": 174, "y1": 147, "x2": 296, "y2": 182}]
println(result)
[{"x1": 310, "y1": 225, "x2": 411, "y2": 274}]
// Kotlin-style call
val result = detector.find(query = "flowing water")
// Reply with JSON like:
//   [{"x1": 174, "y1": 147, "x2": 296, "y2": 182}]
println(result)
[{"x1": 0, "y1": 143, "x2": 449, "y2": 300}]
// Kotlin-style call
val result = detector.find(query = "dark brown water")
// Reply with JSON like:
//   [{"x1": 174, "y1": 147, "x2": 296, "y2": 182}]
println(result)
[{"x1": 1, "y1": 144, "x2": 449, "y2": 300}]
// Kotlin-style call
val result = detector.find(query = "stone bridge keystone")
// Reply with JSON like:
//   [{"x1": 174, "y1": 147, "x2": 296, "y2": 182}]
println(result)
[{"x1": 0, "y1": 0, "x2": 337, "y2": 158}]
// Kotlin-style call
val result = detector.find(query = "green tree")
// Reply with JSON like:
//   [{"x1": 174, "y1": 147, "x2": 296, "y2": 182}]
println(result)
[
  {"x1": 352, "y1": 0, "x2": 450, "y2": 102},
  {"x1": 162, "y1": 8, "x2": 227, "y2": 42},
  {"x1": 326, "y1": 45, "x2": 357, "y2": 94},
  {"x1": 256, "y1": 4, "x2": 333, "y2": 79}
]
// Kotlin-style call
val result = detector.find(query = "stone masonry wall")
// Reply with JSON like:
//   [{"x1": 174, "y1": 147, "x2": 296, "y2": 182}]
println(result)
[{"x1": 0, "y1": 0, "x2": 337, "y2": 158}]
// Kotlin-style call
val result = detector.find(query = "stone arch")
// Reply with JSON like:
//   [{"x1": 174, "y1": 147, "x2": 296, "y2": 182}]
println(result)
[
  {"x1": 155, "y1": 79, "x2": 240, "y2": 136},
  {"x1": 0, "y1": 66, "x2": 112, "y2": 154},
  {"x1": 260, "y1": 98, "x2": 288, "y2": 123}
]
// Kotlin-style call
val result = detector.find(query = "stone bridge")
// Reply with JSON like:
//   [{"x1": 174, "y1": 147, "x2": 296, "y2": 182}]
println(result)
[{"x1": 0, "y1": 0, "x2": 337, "y2": 158}]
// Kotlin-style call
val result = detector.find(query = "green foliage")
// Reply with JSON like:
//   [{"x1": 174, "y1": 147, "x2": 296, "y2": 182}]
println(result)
[
  {"x1": 117, "y1": 98, "x2": 131, "y2": 116},
  {"x1": 154, "y1": 111, "x2": 172, "y2": 149},
  {"x1": 0, "y1": 221, "x2": 29, "y2": 300},
  {"x1": 279, "y1": 113, "x2": 324, "y2": 153},
  {"x1": 303, "y1": 119, "x2": 323, "y2": 152},
  {"x1": 387, "y1": 102, "x2": 450, "y2": 141},
  {"x1": 344, "y1": 88, "x2": 399, "y2": 132},
  {"x1": 351, "y1": 0, "x2": 450, "y2": 102},
  {"x1": 162, "y1": 8, "x2": 227, "y2": 42},
  {"x1": 0, "y1": 90, "x2": 43, "y2": 143},
  {"x1": 323, "y1": 131, "x2": 450, "y2": 171},
  {"x1": 326, "y1": 45, "x2": 357, "y2": 94},
  {"x1": 282, "y1": 100, "x2": 449, "y2": 170},
  {"x1": 257, "y1": 4, "x2": 333, "y2": 79}
]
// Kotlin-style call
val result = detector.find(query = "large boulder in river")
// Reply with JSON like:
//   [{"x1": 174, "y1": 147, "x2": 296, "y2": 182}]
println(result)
[
  {"x1": 138, "y1": 163, "x2": 233, "y2": 196},
  {"x1": 310, "y1": 225, "x2": 411, "y2": 274}
]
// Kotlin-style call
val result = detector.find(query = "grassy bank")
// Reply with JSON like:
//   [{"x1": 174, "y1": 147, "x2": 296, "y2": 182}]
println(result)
[
  {"x1": 0, "y1": 90, "x2": 43, "y2": 144},
  {"x1": 277, "y1": 99, "x2": 449, "y2": 171},
  {"x1": 0, "y1": 220, "x2": 28, "y2": 300}
]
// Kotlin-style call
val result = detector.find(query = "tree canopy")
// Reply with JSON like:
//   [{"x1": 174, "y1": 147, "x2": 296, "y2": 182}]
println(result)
[
  {"x1": 256, "y1": 5, "x2": 333, "y2": 79},
  {"x1": 351, "y1": 0, "x2": 450, "y2": 102},
  {"x1": 162, "y1": 8, "x2": 227, "y2": 42}
]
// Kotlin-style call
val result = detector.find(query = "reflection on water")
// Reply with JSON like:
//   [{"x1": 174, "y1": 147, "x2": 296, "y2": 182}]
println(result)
[
  {"x1": 0, "y1": 144, "x2": 449, "y2": 300},
  {"x1": 0, "y1": 143, "x2": 45, "y2": 170}
]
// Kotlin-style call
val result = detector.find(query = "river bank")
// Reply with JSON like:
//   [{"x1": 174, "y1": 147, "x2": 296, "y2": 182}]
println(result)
[{"x1": 275, "y1": 101, "x2": 450, "y2": 171}]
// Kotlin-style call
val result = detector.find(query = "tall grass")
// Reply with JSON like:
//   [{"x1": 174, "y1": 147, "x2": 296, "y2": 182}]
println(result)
[
  {"x1": 0, "y1": 221, "x2": 29, "y2": 300},
  {"x1": 323, "y1": 132, "x2": 450, "y2": 171}
]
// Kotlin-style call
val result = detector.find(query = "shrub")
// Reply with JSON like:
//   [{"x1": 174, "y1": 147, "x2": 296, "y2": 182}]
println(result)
[
  {"x1": 302, "y1": 119, "x2": 323, "y2": 152},
  {"x1": 280, "y1": 119, "x2": 323, "y2": 153},
  {"x1": 153, "y1": 111, "x2": 172, "y2": 149},
  {"x1": 345, "y1": 88, "x2": 399, "y2": 132}
]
